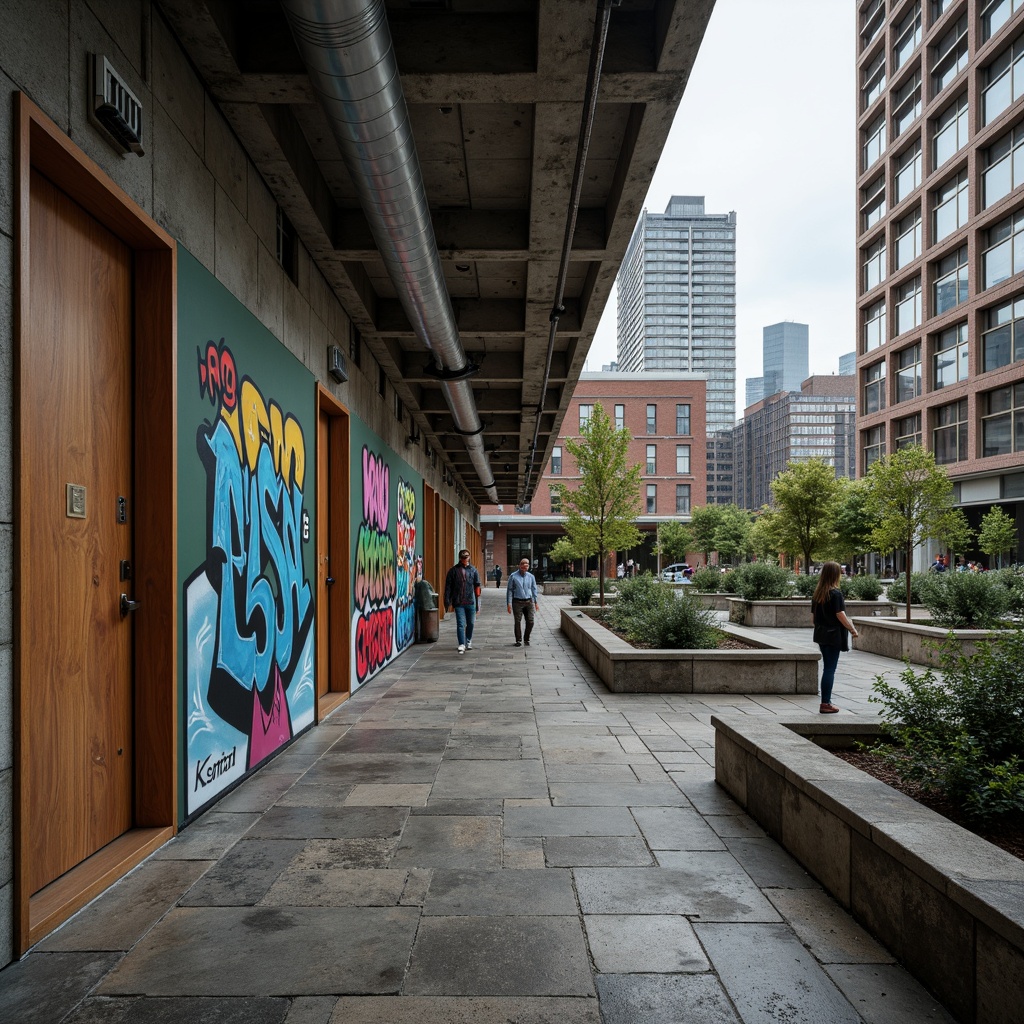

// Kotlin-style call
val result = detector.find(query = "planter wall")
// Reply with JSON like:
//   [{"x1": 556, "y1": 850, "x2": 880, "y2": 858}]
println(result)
[
  {"x1": 728, "y1": 599, "x2": 896, "y2": 628},
  {"x1": 541, "y1": 581, "x2": 573, "y2": 596},
  {"x1": 688, "y1": 592, "x2": 733, "y2": 611},
  {"x1": 560, "y1": 608, "x2": 819, "y2": 694},
  {"x1": 852, "y1": 616, "x2": 994, "y2": 666},
  {"x1": 713, "y1": 715, "x2": 1024, "y2": 1024}
]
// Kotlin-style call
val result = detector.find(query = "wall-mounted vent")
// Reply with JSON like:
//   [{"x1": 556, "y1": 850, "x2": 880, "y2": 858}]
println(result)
[{"x1": 90, "y1": 55, "x2": 144, "y2": 156}]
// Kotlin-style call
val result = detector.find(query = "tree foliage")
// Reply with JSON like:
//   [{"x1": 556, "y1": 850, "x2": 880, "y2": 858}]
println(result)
[
  {"x1": 712, "y1": 504, "x2": 752, "y2": 564},
  {"x1": 656, "y1": 520, "x2": 693, "y2": 565},
  {"x1": 689, "y1": 505, "x2": 724, "y2": 564},
  {"x1": 978, "y1": 506, "x2": 1018, "y2": 568},
  {"x1": 863, "y1": 445, "x2": 957, "y2": 622},
  {"x1": 556, "y1": 402, "x2": 642, "y2": 606},
  {"x1": 548, "y1": 536, "x2": 580, "y2": 573},
  {"x1": 769, "y1": 458, "x2": 843, "y2": 571},
  {"x1": 825, "y1": 479, "x2": 874, "y2": 566},
  {"x1": 749, "y1": 505, "x2": 782, "y2": 562}
]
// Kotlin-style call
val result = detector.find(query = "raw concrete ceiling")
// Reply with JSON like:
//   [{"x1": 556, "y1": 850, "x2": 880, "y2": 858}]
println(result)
[{"x1": 156, "y1": 0, "x2": 715, "y2": 505}]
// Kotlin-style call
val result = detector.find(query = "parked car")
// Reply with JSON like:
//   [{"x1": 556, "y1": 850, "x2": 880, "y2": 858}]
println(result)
[{"x1": 661, "y1": 563, "x2": 692, "y2": 583}]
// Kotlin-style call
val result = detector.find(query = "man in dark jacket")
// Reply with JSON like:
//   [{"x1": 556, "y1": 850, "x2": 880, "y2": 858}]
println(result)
[{"x1": 444, "y1": 549, "x2": 481, "y2": 654}]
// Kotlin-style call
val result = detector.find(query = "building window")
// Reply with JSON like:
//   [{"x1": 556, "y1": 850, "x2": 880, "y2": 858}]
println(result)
[
  {"x1": 933, "y1": 93, "x2": 968, "y2": 168},
  {"x1": 895, "y1": 208, "x2": 922, "y2": 268},
  {"x1": 933, "y1": 171, "x2": 968, "y2": 242},
  {"x1": 934, "y1": 322, "x2": 969, "y2": 388},
  {"x1": 863, "y1": 235, "x2": 887, "y2": 291},
  {"x1": 863, "y1": 112, "x2": 887, "y2": 170},
  {"x1": 983, "y1": 124, "x2": 1024, "y2": 208},
  {"x1": 676, "y1": 484, "x2": 691, "y2": 514},
  {"x1": 863, "y1": 424, "x2": 887, "y2": 468},
  {"x1": 275, "y1": 207, "x2": 298, "y2": 283},
  {"x1": 934, "y1": 398, "x2": 968, "y2": 463},
  {"x1": 896, "y1": 276, "x2": 922, "y2": 334},
  {"x1": 982, "y1": 382, "x2": 1024, "y2": 455},
  {"x1": 861, "y1": 173, "x2": 887, "y2": 230},
  {"x1": 377, "y1": 364, "x2": 387, "y2": 397},
  {"x1": 933, "y1": 245, "x2": 968, "y2": 314},
  {"x1": 579, "y1": 404, "x2": 592, "y2": 430},
  {"x1": 983, "y1": 0, "x2": 1023, "y2": 42},
  {"x1": 892, "y1": 71, "x2": 922, "y2": 138},
  {"x1": 862, "y1": 0, "x2": 885, "y2": 50},
  {"x1": 863, "y1": 48, "x2": 887, "y2": 110},
  {"x1": 646, "y1": 444, "x2": 657, "y2": 474},
  {"x1": 550, "y1": 486, "x2": 561, "y2": 514},
  {"x1": 896, "y1": 343, "x2": 922, "y2": 403},
  {"x1": 895, "y1": 413, "x2": 922, "y2": 450},
  {"x1": 983, "y1": 294, "x2": 1024, "y2": 371},
  {"x1": 983, "y1": 35, "x2": 1024, "y2": 126},
  {"x1": 646, "y1": 404, "x2": 657, "y2": 433},
  {"x1": 894, "y1": 2, "x2": 922, "y2": 69},
  {"x1": 932, "y1": 14, "x2": 968, "y2": 94},
  {"x1": 675, "y1": 403, "x2": 691, "y2": 434},
  {"x1": 646, "y1": 484, "x2": 657, "y2": 513},
  {"x1": 614, "y1": 403, "x2": 625, "y2": 429},
  {"x1": 394, "y1": 390, "x2": 404, "y2": 422},
  {"x1": 551, "y1": 445, "x2": 562, "y2": 475},
  {"x1": 349, "y1": 324, "x2": 362, "y2": 368},
  {"x1": 676, "y1": 444, "x2": 691, "y2": 473},
  {"x1": 864, "y1": 299, "x2": 887, "y2": 351},
  {"x1": 982, "y1": 209, "x2": 1024, "y2": 289},
  {"x1": 894, "y1": 141, "x2": 922, "y2": 203},
  {"x1": 864, "y1": 360, "x2": 887, "y2": 414}
]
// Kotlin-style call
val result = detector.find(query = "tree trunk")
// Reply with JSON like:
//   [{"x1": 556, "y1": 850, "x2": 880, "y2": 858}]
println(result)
[
  {"x1": 905, "y1": 541, "x2": 913, "y2": 623},
  {"x1": 598, "y1": 546, "x2": 606, "y2": 607}
]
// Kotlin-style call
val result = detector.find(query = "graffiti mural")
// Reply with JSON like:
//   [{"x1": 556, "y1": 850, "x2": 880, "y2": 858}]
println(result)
[
  {"x1": 184, "y1": 338, "x2": 315, "y2": 813},
  {"x1": 395, "y1": 479, "x2": 417, "y2": 651}
]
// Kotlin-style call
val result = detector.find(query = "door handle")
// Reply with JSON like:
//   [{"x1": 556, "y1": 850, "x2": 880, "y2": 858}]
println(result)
[
  {"x1": 326, "y1": 576, "x2": 335, "y2": 586},
  {"x1": 120, "y1": 593, "x2": 141, "y2": 617}
]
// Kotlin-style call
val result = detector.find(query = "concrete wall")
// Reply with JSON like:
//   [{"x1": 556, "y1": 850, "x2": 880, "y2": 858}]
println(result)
[{"x1": 0, "y1": 0, "x2": 467, "y2": 962}]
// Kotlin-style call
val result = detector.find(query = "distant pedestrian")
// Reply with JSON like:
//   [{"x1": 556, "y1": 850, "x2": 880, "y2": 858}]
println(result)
[
  {"x1": 506, "y1": 557, "x2": 539, "y2": 647},
  {"x1": 444, "y1": 549, "x2": 481, "y2": 654},
  {"x1": 493, "y1": 564, "x2": 502, "y2": 589},
  {"x1": 811, "y1": 561, "x2": 859, "y2": 715}
]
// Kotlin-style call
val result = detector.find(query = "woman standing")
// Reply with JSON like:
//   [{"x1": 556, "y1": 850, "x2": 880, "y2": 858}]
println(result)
[{"x1": 811, "y1": 561, "x2": 859, "y2": 714}]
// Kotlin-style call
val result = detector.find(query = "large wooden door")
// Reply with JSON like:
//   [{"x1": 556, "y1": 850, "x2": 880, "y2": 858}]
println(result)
[{"x1": 24, "y1": 169, "x2": 135, "y2": 893}]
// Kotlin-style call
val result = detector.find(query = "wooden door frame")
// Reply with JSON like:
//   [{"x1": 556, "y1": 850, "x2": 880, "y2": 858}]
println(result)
[
  {"x1": 316, "y1": 385, "x2": 351, "y2": 720},
  {"x1": 13, "y1": 94, "x2": 178, "y2": 952}
]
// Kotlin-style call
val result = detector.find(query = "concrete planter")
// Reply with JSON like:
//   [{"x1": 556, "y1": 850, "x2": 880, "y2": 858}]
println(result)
[
  {"x1": 688, "y1": 591, "x2": 733, "y2": 611},
  {"x1": 728, "y1": 598, "x2": 896, "y2": 628},
  {"x1": 712, "y1": 715, "x2": 1024, "y2": 1024},
  {"x1": 559, "y1": 607, "x2": 819, "y2": 694},
  {"x1": 852, "y1": 616, "x2": 997, "y2": 666},
  {"x1": 541, "y1": 581, "x2": 573, "y2": 596}
]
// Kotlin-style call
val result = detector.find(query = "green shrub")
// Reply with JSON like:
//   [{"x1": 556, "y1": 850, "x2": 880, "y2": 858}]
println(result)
[
  {"x1": 731, "y1": 562, "x2": 794, "y2": 601},
  {"x1": 886, "y1": 572, "x2": 929, "y2": 605},
  {"x1": 920, "y1": 571, "x2": 1009, "y2": 629},
  {"x1": 994, "y1": 565, "x2": 1024, "y2": 614},
  {"x1": 607, "y1": 573, "x2": 672, "y2": 635},
  {"x1": 869, "y1": 629, "x2": 1024, "y2": 823},
  {"x1": 792, "y1": 574, "x2": 817, "y2": 598},
  {"x1": 570, "y1": 577, "x2": 598, "y2": 605},
  {"x1": 642, "y1": 593, "x2": 720, "y2": 649},
  {"x1": 718, "y1": 568, "x2": 739, "y2": 593},
  {"x1": 846, "y1": 575, "x2": 883, "y2": 600},
  {"x1": 690, "y1": 567, "x2": 722, "y2": 592}
]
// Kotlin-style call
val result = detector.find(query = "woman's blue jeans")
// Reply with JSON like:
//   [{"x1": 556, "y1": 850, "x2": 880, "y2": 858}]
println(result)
[
  {"x1": 818, "y1": 645, "x2": 841, "y2": 704},
  {"x1": 454, "y1": 603, "x2": 476, "y2": 646}
]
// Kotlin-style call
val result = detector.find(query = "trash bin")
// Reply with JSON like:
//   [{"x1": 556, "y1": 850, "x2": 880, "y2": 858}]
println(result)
[{"x1": 415, "y1": 579, "x2": 439, "y2": 643}]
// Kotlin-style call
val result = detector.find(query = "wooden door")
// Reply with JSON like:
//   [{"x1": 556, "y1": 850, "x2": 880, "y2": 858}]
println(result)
[
  {"x1": 24, "y1": 169, "x2": 135, "y2": 893},
  {"x1": 317, "y1": 409, "x2": 331, "y2": 703}
]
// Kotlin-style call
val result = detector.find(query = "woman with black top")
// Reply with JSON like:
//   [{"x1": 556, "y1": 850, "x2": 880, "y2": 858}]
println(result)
[{"x1": 811, "y1": 561, "x2": 859, "y2": 714}]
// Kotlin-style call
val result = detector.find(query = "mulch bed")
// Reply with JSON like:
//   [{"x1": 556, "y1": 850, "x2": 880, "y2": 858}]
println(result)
[
  {"x1": 834, "y1": 748, "x2": 1024, "y2": 863},
  {"x1": 597, "y1": 620, "x2": 760, "y2": 651}
]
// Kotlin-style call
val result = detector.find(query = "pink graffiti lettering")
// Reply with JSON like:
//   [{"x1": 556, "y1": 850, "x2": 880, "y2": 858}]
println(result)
[{"x1": 362, "y1": 448, "x2": 389, "y2": 531}]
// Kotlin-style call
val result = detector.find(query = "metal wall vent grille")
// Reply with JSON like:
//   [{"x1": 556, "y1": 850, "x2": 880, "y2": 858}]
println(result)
[{"x1": 90, "y1": 54, "x2": 144, "y2": 156}]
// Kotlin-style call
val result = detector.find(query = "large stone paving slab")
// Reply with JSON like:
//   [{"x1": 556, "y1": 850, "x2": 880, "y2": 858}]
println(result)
[
  {"x1": 504, "y1": 807, "x2": 639, "y2": 838},
  {"x1": 305, "y1": 754, "x2": 443, "y2": 785},
  {"x1": 63, "y1": 995, "x2": 290, "y2": 1023},
  {"x1": 595, "y1": 974, "x2": 741, "y2": 1024},
  {"x1": 822, "y1": 964, "x2": 959, "y2": 1024},
  {"x1": 98, "y1": 907, "x2": 420, "y2": 996},
  {"x1": 326, "y1": 995, "x2": 601, "y2": 1024},
  {"x1": 543, "y1": 836, "x2": 654, "y2": 867},
  {"x1": 422, "y1": 869, "x2": 576, "y2": 916},
  {"x1": 390, "y1": 815, "x2": 502, "y2": 869},
  {"x1": 0, "y1": 951, "x2": 122, "y2": 1024},
  {"x1": 247, "y1": 806, "x2": 408, "y2": 840},
  {"x1": 549, "y1": 783, "x2": 688, "y2": 806},
  {"x1": 429, "y1": 760, "x2": 548, "y2": 800},
  {"x1": 575, "y1": 858, "x2": 781, "y2": 921},
  {"x1": 330, "y1": 729, "x2": 451, "y2": 754},
  {"x1": 695, "y1": 922, "x2": 862, "y2": 1024},
  {"x1": 179, "y1": 839, "x2": 305, "y2": 907},
  {"x1": 630, "y1": 806, "x2": 727, "y2": 851},
  {"x1": 405, "y1": 916, "x2": 593, "y2": 996},
  {"x1": 261, "y1": 867, "x2": 411, "y2": 907},
  {"x1": 584, "y1": 915, "x2": 709, "y2": 973}
]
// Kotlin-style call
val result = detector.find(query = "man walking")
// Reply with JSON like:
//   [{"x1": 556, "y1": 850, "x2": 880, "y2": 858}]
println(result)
[
  {"x1": 506, "y1": 557, "x2": 539, "y2": 647},
  {"x1": 444, "y1": 549, "x2": 481, "y2": 654}
]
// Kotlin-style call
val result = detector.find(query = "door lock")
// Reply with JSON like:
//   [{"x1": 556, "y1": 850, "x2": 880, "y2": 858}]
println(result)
[{"x1": 120, "y1": 594, "x2": 141, "y2": 617}]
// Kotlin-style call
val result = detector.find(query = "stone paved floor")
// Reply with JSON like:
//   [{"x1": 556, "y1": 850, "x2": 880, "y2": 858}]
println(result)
[{"x1": 0, "y1": 587, "x2": 958, "y2": 1023}]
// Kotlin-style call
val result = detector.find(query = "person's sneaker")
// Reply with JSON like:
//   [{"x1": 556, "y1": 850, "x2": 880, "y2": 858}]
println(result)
[
  {"x1": 819, "y1": 702, "x2": 839, "y2": 714},
  {"x1": 514, "y1": 640, "x2": 522, "y2": 647},
  {"x1": 524, "y1": 639, "x2": 531, "y2": 646},
  {"x1": 465, "y1": 641, "x2": 473, "y2": 650},
  {"x1": 458, "y1": 644, "x2": 465, "y2": 654}
]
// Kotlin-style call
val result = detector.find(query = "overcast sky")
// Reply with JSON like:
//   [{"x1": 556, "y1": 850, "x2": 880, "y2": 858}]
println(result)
[{"x1": 584, "y1": 0, "x2": 857, "y2": 419}]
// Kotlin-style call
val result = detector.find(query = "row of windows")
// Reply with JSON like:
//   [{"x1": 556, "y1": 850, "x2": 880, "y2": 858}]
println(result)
[
  {"x1": 862, "y1": 381, "x2": 1024, "y2": 467},
  {"x1": 574, "y1": 403, "x2": 692, "y2": 436},
  {"x1": 861, "y1": 1, "x2": 1019, "y2": 57},
  {"x1": 551, "y1": 441, "x2": 692, "y2": 477},
  {"x1": 547, "y1": 483, "x2": 693, "y2": 516}
]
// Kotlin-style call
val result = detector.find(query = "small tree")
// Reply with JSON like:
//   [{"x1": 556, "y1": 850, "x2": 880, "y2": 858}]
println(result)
[
  {"x1": 936, "y1": 508, "x2": 974, "y2": 567},
  {"x1": 656, "y1": 520, "x2": 693, "y2": 566},
  {"x1": 712, "y1": 504, "x2": 752, "y2": 565},
  {"x1": 826, "y1": 479, "x2": 874, "y2": 569},
  {"x1": 556, "y1": 403, "x2": 642, "y2": 607},
  {"x1": 863, "y1": 445, "x2": 958, "y2": 622},
  {"x1": 749, "y1": 505, "x2": 782, "y2": 562},
  {"x1": 690, "y1": 505, "x2": 724, "y2": 565},
  {"x1": 548, "y1": 536, "x2": 580, "y2": 575},
  {"x1": 978, "y1": 506, "x2": 1018, "y2": 568},
  {"x1": 769, "y1": 458, "x2": 843, "y2": 572}
]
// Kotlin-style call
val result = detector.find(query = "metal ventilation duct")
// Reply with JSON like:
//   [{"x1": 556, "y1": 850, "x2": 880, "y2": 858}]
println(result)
[{"x1": 281, "y1": 0, "x2": 497, "y2": 502}]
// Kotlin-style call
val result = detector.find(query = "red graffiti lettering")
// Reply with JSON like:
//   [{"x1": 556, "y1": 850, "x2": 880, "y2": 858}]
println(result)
[
  {"x1": 355, "y1": 607, "x2": 394, "y2": 683},
  {"x1": 198, "y1": 339, "x2": 238, "y2": 411}
]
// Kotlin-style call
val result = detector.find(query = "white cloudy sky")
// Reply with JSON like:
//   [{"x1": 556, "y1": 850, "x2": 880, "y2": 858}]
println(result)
[{"x1": 584, "y1": 0, "x2": 857, "y2": 419}]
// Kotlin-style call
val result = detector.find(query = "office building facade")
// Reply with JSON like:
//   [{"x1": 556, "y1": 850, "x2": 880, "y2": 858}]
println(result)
[
  {"x1": 856, "y1": 0, "x2": 1024, "y2": 558},
  {"x1": 745, "y1": 321, "x2": 811, "y2": 409}
]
